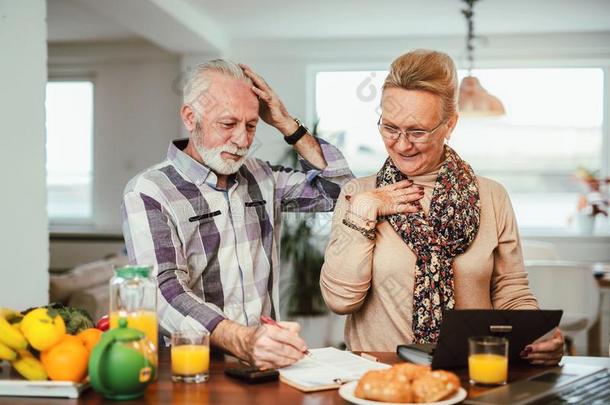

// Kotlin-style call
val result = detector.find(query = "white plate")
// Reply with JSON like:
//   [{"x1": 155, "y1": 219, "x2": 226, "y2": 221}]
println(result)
[
  {"x1": 339, "y1": 380, "x2": 467, "y2": 405},
  {"x1": 0, "y1": 379, "x2": 89, "y2": 399}
]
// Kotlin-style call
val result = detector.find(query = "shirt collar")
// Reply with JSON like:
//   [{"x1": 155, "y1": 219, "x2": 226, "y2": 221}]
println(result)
[{"x1": 167, "y1": 139, "x2": 215, "y2": 185}]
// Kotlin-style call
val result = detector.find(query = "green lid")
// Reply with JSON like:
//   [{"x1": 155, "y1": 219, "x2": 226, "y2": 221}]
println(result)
[
  {"x1": 104, "y1": 318, "x2": 145, "y2": 342},
  {"x1": 114, "y1": 265, "x2": 151, "y2": 279}
]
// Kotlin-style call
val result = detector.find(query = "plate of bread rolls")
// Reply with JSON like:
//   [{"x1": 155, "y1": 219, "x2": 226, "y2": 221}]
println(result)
[{"x1": 339, "y1": 363, "x2": 467, "y2": 404}]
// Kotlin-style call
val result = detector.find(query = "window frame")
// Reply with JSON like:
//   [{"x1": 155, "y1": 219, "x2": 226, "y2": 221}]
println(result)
[{"x1": 46, "y1": 74, "x2": 96, "y2": 227}]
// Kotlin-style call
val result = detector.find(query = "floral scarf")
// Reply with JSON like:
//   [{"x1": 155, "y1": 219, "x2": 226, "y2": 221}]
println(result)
[{"x1": 376, "y1": 145, "x2": 480, "y2": 343}]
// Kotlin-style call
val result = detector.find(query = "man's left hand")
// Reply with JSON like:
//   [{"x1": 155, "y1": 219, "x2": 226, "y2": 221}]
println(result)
[
  {"x1": 240, "y1": 64, "x2": 297, "y2": 136},
  {"x1": 521, "y1": 328, "x2": 564, "y2": 366}
]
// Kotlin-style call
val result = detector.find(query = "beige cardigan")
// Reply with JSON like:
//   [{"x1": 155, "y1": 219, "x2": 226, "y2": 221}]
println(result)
[{"x1": 320, "y1": 171, "x2": 539, "y2": 351}]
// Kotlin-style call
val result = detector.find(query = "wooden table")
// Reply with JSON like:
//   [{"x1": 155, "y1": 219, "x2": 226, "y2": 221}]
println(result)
[{"x1": 4, "y1": 349, "x2": 604, "y2": 405}]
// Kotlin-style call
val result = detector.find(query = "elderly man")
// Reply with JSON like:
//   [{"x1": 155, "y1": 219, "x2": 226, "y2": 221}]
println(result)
[{"x1": 121, "y1": 60, "x2": 352, "y2": 369}]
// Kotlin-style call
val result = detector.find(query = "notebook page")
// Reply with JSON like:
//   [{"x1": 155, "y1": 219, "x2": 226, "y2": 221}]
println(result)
[{"x1": 279, "y1": 347, "x2": 390, "y2": 388}]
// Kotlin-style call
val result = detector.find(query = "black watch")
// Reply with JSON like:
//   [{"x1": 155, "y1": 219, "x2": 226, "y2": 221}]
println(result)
[{"x1": 284, "y1": 118, "x2": 308, "y2": 145}]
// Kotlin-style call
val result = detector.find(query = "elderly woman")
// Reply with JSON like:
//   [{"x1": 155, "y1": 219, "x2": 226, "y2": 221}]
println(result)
[{"x1": 320, "y1": 49, "x2": 563, "y2": 365}]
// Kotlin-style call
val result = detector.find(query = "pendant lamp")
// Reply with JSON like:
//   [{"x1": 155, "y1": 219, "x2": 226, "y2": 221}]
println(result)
[{"x1": 458, "y1": 0, "x2": 505, "y2": 117}]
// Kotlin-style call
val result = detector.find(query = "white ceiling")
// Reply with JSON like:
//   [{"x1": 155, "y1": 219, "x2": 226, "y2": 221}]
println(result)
[
  {"x1": 188, "y1": 0, "x2": 610, "y2": 38},
  {"x1": 47, "y1": 0, "x2": 610, "y2": 49},
  {"x1": 47, "y1": 0, "x2": 137, "y2": 42}
]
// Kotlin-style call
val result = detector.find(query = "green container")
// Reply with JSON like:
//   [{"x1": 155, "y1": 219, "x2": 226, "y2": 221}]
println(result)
[{"x1": 88, "y1": 318, "x2": 156, "y2": 400}]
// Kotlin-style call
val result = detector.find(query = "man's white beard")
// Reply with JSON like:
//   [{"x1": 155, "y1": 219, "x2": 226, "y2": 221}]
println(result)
[{"x1": 195, "y1": 143, "x2": 248, "y2": 175}]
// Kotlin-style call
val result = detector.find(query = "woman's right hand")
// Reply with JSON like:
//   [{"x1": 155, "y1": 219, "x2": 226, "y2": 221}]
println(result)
[
  {"x1": 349, "y1": 179, "x2": 424, "y2": 219},
  {"x1": 350, "y1": 180, "x2": 424, "y2": 219}
]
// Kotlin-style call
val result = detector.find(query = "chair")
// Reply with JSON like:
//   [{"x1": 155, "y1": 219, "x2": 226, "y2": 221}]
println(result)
[
  {"x1": 525, "y1": 261, "x2": 601, "y2": 355},
  {"x1": 521, "y1": 239, "x2": 559, "y2": 261}
]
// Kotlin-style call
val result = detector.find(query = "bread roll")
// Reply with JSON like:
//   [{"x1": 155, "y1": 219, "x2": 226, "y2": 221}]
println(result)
[
  {"x1": 393, "y1": 363, "x2": 431, "y2": 380},
  {"x1": 355, "y1": 368, "x2": 413, "y2": 403},
  {"x1": 354, "y1": 364, "x2": 460, "y2": 404},
  {"x1": 412, "y1": 370, "x2": 460, "y2": 403}
]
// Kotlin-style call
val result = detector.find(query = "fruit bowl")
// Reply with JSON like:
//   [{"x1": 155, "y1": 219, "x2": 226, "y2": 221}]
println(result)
[
  {"x1": 0, "y1": 305, "x2": 102, "y2": 397},
  {"x1": 0, "y1": 362, "x2": 90, "y2": 398}
]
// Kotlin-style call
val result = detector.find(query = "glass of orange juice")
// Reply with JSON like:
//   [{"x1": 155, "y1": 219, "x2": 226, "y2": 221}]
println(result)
[
  {"x1": 468, "y1": 336, "x2": 508, "y2": 386},
  {"x1": 171, "y1": 330, "x2": 210, "y2": 383}
]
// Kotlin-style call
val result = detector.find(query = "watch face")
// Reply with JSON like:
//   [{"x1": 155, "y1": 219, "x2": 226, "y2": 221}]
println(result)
[{"x1": 294, "y1": 118, "x2": 307, "y2": 132}]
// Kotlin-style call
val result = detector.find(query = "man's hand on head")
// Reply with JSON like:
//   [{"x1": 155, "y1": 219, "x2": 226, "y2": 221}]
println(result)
[
  {"x1": 239, "y1": 62, "x2": 327, "y2": 169},
  {"x1": 239, "y1": 64, "x2": 297, "y2": 136}
]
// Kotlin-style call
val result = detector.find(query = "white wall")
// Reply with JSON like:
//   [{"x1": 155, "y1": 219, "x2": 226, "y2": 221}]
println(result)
[
  {"x1": 0, "y1": 0, "x2": 49, "y2": 309},
  {"x1": 48, "y1": 41, "x2": 181, "y2": 232}
]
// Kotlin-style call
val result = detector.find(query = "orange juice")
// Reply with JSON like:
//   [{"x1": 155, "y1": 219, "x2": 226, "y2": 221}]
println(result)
[
  {"x1": 468, "y1": 353, "x2": 508, "y2": 384},
  {"x1": 110, "y1": 310, "x2": 158, "y2": 350},
  {"x1": 171, "y1": 345, "x2": 210, "y2": 376}
]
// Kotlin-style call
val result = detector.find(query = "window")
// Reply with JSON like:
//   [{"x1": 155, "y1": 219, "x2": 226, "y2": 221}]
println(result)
[
  {"x1": 45, "y1": 81, "x2": 94, "y2": 221},
  {"x1": 315, "y1": 68, "x2": 605, "y2": 230}
]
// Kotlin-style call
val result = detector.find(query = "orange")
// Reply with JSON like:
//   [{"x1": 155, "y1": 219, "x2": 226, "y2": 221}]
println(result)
[
  {"x1": 77, "y1": 328, "x2": 103, "y2": 352},
  {"x1": 40, "y1": 340, "x2": 89, "y2": 382},
  {"x1": 59, "y1": 334, "x2": 82, "y2": 345}
]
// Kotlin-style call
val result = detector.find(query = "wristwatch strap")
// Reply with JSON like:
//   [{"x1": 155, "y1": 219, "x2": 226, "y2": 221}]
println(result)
[{"x1": 284, "y1": 118, "x2": 308, "y2": 145}]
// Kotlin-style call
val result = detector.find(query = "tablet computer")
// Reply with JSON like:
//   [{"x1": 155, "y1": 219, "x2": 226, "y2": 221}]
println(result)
[{"x1": 397, "y1": 309, "x2": 562, "y2": 369}]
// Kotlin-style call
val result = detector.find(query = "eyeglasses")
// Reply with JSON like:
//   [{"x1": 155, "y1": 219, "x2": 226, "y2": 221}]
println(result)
[{"x1": 377, "y1": 116, "x2": 447, "y2": 143}]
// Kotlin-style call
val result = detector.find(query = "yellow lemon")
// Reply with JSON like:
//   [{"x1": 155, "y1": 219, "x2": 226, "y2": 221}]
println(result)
[{"x1": 22, "y1": 308, "x2": 66, "y2": 351}]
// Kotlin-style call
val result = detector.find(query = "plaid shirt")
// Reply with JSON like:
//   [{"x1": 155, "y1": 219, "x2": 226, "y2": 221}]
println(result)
[{"x1": 121, "y1": 138, "x2": 353, "y2": 336}]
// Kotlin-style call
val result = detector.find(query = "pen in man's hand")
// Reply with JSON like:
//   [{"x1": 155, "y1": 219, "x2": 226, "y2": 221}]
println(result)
[{"x1": 260, "y1": 315, "x2": 311, "y2": 357}]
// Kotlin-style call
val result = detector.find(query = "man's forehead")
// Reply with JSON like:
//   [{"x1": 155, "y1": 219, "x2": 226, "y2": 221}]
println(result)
[{"x1": 201, "y1": 74, "x2": 259, "y2": 114}]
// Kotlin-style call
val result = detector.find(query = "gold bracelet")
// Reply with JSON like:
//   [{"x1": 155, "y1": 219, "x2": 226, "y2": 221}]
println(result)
[
  {"x1": 342, "y1": 218, "x2": 376, "y2": 240},
  {"x1": 346, "y1": 209, "x2": 377, "y2": 227}
]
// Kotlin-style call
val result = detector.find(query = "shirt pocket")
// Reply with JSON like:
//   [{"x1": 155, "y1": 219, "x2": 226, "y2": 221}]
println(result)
[
  {"x1": 178, "y1": 209, "x2": 222, "y2": 258},
  {"x1": 244, "y1": 200, "x2": 270, "y2": 223},
  {"x1": 188, "y1": 210, "x2": 222, "y2": 223}
]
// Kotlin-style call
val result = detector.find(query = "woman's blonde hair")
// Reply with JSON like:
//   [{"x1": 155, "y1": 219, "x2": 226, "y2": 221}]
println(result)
[{"x1": 383, "y1": 49, "x2": 458, "y2": 119}]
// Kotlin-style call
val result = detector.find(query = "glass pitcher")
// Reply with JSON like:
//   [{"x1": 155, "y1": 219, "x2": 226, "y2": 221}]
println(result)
[{"x1": 109, "y1": 265, "x2": 158, "y2": 368}]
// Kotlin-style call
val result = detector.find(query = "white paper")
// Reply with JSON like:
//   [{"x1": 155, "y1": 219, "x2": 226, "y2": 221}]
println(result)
[{"x1": 279, "y1": 347, "x2": 390, "y2": 388}]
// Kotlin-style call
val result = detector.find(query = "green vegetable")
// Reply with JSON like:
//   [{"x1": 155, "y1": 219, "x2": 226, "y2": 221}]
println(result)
[{"x1": 23, "y1": 303, "x2": 94, "y2": 334}]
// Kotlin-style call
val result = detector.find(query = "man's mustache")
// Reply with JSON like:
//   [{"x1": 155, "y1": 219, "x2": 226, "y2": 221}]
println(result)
[{"x1": 220, "y1": 145, "x2": 249, "y2": 157}]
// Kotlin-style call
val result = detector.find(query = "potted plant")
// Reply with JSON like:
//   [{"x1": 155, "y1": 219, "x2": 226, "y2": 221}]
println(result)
[
  {"x1": 279, "y1": 120, "x2": 345, "y2": 347},
  {"x1": 281, "y1": 216, "x2": 328, "y2": 317},
  {"x1": 574, "y1": 167, "x2": 609, "y2": 234}
]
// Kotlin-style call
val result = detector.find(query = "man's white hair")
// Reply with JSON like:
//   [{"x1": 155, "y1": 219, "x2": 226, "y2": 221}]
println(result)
[{"x1": 182, "y1": 59, "x2": 253, "y2": 117}]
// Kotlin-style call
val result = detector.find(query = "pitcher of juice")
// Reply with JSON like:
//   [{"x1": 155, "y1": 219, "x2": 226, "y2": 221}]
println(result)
[{"x1": 109, "y1": 265, "x2": 158, "y2": 370}]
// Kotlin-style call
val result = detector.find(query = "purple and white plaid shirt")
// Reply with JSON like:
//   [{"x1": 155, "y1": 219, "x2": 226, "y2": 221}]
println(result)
[{"x1": 121, "y1": 138, "x2": 353, "y2": 337}]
